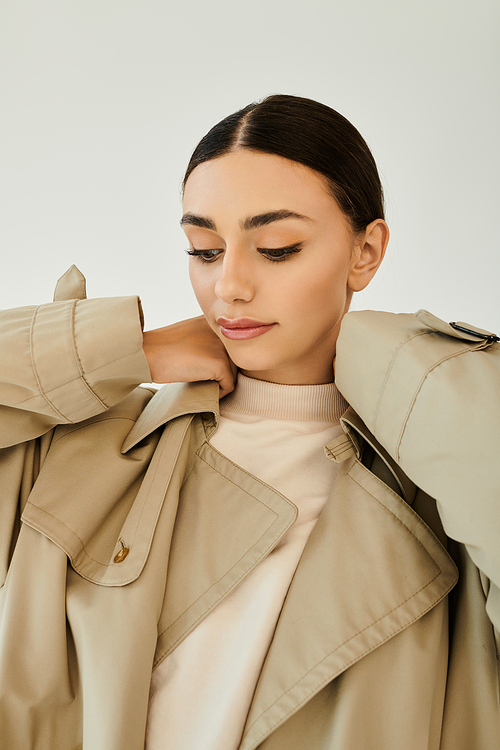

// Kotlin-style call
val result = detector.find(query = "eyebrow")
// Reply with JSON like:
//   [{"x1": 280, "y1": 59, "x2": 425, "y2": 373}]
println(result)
[{"x1": 180, "y1": 209, "x2": 312, "y2": 232}]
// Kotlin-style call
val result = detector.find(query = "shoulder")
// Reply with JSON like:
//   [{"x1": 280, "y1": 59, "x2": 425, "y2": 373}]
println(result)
[
  {"x1": 337, "y1": 308, "x2": 499, "y2": 396},
  {"x1": 339, "y1": 308, "x2": 499, "y2": 348},
  {"x1": 336, "y1": 308, "x2": 500, "y2": 458}
]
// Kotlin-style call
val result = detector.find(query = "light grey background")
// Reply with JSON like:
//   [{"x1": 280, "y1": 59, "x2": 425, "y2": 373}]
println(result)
[{"x1": 1, "y1": 0, "x2": 499, "y2": 331}]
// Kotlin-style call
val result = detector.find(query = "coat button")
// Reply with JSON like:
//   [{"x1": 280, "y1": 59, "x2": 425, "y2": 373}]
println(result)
[{"x1": 114, "y1": 540, "x2": 129, "y2": 563}]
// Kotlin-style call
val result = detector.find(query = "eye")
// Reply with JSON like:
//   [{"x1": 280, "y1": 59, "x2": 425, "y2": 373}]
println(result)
[
  {"x1": 185, "y1": 248, "x2": 223, "y2": 263},
  {"x1": 258, "y1": 244, "x2": 303, "y2": 262}
]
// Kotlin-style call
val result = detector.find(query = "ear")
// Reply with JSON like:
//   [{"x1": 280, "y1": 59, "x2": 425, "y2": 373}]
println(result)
[{"x1": 348, "y1": 219, "x2": 389, "y2": 292}]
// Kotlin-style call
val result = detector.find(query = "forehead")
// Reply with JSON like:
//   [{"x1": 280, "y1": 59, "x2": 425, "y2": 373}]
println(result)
[{"x1": 182, "y1": 150, "x2": 334, "y2": 218}]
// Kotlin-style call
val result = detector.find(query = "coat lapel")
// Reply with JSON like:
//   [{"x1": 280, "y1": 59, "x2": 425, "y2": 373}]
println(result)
[
  {"x1": 154, "y1": 418, "x2": 298, "y2": 667},
  {"x1": 240, "y1": 452, "x2": 458, "y2": 750}
]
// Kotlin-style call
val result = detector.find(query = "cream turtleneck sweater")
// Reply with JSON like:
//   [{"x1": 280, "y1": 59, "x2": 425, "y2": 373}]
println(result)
[{"x1": 145, "y1": 374, "x2": 348, "y2": 750}]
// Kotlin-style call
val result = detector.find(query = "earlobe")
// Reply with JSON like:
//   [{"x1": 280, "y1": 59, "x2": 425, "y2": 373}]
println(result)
[{"x1": 348, "y1": 219, "x2": 389, "y2": 292}]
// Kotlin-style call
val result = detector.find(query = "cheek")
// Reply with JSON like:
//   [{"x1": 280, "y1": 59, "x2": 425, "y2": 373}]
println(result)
[
  {"x1": 286, "y1": 262, "x2": 349, "y2": 319},
  {"x1": 189, "y1": 264, "x2": 213, "y2": 309}
]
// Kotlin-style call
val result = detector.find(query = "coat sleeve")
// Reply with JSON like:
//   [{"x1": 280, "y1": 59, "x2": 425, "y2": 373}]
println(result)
[
  {"x1": 335, "y1": 308, "x2": 500, "y2": 630},
  {"x1": 0, "y1": 266, "x2": 152, "y2": 449},
  {"x1": 0, "y1": 267, "x2": 152, "y2": 585}
]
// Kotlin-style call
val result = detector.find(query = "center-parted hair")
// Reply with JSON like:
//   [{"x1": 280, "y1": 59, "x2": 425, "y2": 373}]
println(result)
[{"x1": 182, "y1": 94, "x2": 384, "y2": 235}]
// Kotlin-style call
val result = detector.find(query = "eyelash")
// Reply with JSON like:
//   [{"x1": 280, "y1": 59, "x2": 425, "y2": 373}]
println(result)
[{"x1": 186, "y1": 244, "x2": 303, "y2": 264}]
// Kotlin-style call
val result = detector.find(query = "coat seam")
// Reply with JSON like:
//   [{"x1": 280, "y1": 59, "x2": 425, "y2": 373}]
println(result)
[
  {"x1": 68, "y1": 300, "x2": 108, "y2": 412},
  {"x1": 244, "y1": 465, "x2": 452, "y2": 743},
  {"x1": 373, "y1": 330, "x2": 430, "y2": 433},
  {"x1": 22, "y1": 502, "x2": 156, "y2": 586},
  {"x1": 28, "y1": 300, "x2": 110, "y2": 422},
  {"x1": 154, "y1": 509, "x2": 278, "y2": 664},
  {"x1": 29, "y1": 306, "x2": 68, "y2": 423},
  {"x1": 24, "y1": 420, "x2": 184, "y2": 575},
  {"x1": 200, "y1": 442, "x2": 296, "y2": 514},
  {"x1": 348, "y1": 463, "x2": 445, "y2": 561},
  {"x1": 196, "y1": 448, "x2": 288, "y2": 517},
  {"x1": 15, "y1": 357, "x2": 145, "y2": 409},
  {"x1": 245, "y1": 574, "x2": 446, "y2": 746},
  {"x1": 154, "y1": 452, "x2": 288, "y2": 664},
  {"x1": 153, "y1": 512, "x2": 276, "y2": 666},
  {"x1": 24, "y1": 416, "x2": 158, "y2": 566},
  {"x1": 23, "y1": 503, "x2": 104, "y2": 565},
  {"x1": 49, "y1": 416, "x2": 137, "y2": 446},
  {"x1": 395, "y1": 345, "x2": 477, "y2": 461},
  {"x1": 125, "y1": 421, "x2": 179, "y2": 552}
]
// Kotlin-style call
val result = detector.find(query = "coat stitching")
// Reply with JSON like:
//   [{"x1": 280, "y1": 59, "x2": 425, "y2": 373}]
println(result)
[
  {"x1": 348, "y1": 462, "x2": 431, "y2": 556},
  {"x1": 197, "y1": 444, "x2": 295, "y2": 516},
  {"x1": 23, "y1": 421, "x2": 182, "y2": 578},
  {"x1": 29, "y1": 306, "x2": 68, "y2": 422},
  {"x1": 395, "y1": 345, "x2": 478, "y2": 461},
  {"x1": 154, "y1": 452, "x2": 291, "y2": 664},
  {"x1": 27, "y1": 301, "x2": 108, "y2": 422},
  {"x1": 24, "y1": 418, "x2": 166, "y2": 565},
  {"x1": 373, "y1": 330, "x2": 429, "y2": 433},
  {"x1": 154, "y1": 508, "x2": 277, "y2": 664},
  {"x1": 245, "y1": 577, "x2": 446, "y2": 746},
  {"x1": 69, "y1": 301, "x2": 108, "y2": 412},
  {"x1": 244, "y1": 463, "x2": 451, "y2": 743},
  {"x1": 125, "y1": 421, "x2": 177, "y2": 552},
  {"x1": 49, "y1": 416, "x2": 137, "y2": 446}
]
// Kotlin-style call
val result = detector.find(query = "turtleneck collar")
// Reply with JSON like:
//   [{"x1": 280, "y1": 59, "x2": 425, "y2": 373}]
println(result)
[{"x1": 219, "y1": 373, "x2": 349, "y2": 423}]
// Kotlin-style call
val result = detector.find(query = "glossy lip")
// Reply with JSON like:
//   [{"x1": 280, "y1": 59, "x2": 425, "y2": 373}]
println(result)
[{"x1": 217, "y1": 316, "x2": 276, "y2": 341}]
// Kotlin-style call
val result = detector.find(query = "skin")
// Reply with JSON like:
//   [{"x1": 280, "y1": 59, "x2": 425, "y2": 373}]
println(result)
[{"x1": 143, "y1": 149, "x2": 389, "y2": 391}]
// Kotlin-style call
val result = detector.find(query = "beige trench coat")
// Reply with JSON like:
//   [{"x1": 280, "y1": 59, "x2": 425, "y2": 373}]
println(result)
[{"x1": 0, "y1": 267, "x2": 499, "y2": 749}]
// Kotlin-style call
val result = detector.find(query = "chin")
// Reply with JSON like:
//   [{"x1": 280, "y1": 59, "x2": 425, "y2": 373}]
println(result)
[
  {"x1": 233, "y1": 356, "x2": 281, "y2": 374},
  {"x1": 220, "y1": 337, "x2": 276, "y2": 365},
  {"x1": 224, "y1": 349, "x2": 280, "y2": 375}
]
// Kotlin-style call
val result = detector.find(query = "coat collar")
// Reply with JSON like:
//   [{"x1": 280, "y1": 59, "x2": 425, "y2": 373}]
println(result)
[
  {"x1": 123, "y1": 382, "x2": 415, "y2": 506},
  {"x1": 121, "y1": 380, "x2": 220, "y2": 453},
  {"x1": 134, "y1": 378, "x2": 425, "y2": 528}
]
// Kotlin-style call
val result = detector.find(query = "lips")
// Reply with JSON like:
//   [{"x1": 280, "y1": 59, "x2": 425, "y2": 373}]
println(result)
[
  {"x1": 217, "y1": 317, "x2": 271, "y2": 329},
  {"x1": 216, "y1": 317, "x2": 276, "y2": 340}
]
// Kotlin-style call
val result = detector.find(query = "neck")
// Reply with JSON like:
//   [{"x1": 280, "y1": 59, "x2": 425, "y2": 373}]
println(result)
[{"x1": 220, "y1": 373, "x2": 348, "y2": 422}]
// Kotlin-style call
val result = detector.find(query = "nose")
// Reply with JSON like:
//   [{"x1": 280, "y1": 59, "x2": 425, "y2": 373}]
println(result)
[{"x1": 214, "y1": 247, "x2": 255, "y2": 304}]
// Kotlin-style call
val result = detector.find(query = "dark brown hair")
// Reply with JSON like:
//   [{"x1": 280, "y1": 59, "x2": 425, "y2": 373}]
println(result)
[{"x1": 182, "y1": 94, "x2": 384, "y2": 234}]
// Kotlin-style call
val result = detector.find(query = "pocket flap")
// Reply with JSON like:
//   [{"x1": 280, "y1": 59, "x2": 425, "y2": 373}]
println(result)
[{"x1": 22, "y1": 413, "x2": 193, "y2": 586}]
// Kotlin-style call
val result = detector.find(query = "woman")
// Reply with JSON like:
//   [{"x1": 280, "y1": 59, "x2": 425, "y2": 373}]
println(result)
[{"x1": 0, "y1": 95, "x2": 498, "y2": 750}]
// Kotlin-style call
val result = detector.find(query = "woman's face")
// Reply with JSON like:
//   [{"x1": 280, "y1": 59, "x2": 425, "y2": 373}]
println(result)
[{"x1": 182, "y1": 150, "x2": 386, "y2": 385}]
